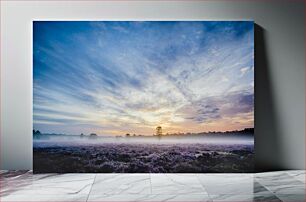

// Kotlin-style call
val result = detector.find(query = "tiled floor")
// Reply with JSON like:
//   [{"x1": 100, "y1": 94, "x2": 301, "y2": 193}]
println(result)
[{"x1": 0, "y1": 170, "x2": 305, "y2": 202}]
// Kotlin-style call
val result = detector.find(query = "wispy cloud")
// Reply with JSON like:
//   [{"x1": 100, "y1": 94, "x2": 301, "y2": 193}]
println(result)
[{"x1": 33, "y1": 21, "x2": 254, "y2": 135}]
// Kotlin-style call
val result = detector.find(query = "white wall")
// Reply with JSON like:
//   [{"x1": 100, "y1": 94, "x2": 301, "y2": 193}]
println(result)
[{"x1": 1, "y1": 0, "x2": 304, "y2": 170}]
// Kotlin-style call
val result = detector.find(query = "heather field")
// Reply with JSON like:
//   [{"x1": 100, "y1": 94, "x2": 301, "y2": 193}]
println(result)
[{"x1": 33, "y1": 136, "x2": 254, "y2": 173}]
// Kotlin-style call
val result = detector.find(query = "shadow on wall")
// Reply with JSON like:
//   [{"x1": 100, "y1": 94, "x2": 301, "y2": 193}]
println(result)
[{"x1": 254, "y1": 24, "x2": 285, "y2": 172}]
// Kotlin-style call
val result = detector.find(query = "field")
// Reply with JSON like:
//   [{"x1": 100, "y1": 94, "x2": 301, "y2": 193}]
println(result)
[{"x1": 33, "y1": 139, "x2": 254, "y2": 173}]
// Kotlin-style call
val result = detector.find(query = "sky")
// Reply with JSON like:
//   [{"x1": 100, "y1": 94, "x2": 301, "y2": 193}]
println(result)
[{"x1": 33, "y1": 21, "x2": 254, "y2": 136}]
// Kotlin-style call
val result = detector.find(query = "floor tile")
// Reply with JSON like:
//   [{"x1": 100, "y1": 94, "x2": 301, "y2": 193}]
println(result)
[
  {"x1": 255, "y1": 171, "x2": 293, "y2": 181},
  {"x1": 253, "y1": 194, "x2": 282, "y2": 202},
  {"x1": 211, "y1": 193, "x2": 282, "y2": 202},
  {"x1": 253, "y1": 181, "x2": 273, "y2": 195},
  {"x1": 286, "y1": 170, "x2": 306, "y2": 183},
  {"x1": 143, "y1": 194, "x2": 211, "y2": 202},
  {"x1": 88, "y1": 194, "x2": 140, "y2": 201},
  {"x1": 256, "y1": 173, "x2": 305, "y2": 195},
  {"x1": 275, "y1": 194, "x2": 306, "y2": 202},
  {"x1": 197, "y1": 174, "x2": 254, "y2": 195},
  {"x1": 150, "y1": 174, "x2": 207, "y2": 195},
  {"x1": 210, "y1": 194, "x2": 253, "y2": 201},
  {"x1": 90, "y1": 174, "x2": 151, "y2": 195},
  {"x1": 88, "y1": 194, "x2": 211, "y2": 202},
  {"x1": 0, "y1": 172, "x2": 52, "y2": 196},
  {"x1": 0, "y1": 194, "x2": 88, "y2": 202},
  {"x1": 2, "y1": 173, "x2": 96, "y2": 195},
  {"x1": 0, "y1": 170, "x2": 32, "y2": 179}
]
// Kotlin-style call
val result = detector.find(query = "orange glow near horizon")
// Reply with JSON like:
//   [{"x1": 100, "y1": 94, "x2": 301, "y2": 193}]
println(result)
[{"x1": 88, "y1": 111, "x2": 254, "y2": 137}]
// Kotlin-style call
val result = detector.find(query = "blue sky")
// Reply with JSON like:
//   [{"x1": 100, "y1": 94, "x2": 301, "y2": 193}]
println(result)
[{"x1": 33, "y1": 21, "x2": 254, "y2": 136}]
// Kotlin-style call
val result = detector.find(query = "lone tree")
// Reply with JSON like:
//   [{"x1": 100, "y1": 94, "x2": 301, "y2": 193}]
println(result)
[{"x1": 156, "y1": 126, "x2": 162, "y2": 136}]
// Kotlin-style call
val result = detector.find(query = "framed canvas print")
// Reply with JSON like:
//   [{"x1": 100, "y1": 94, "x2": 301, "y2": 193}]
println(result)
[{"x1": 33, "y1": 21, "x2": 254, "y2": 173}]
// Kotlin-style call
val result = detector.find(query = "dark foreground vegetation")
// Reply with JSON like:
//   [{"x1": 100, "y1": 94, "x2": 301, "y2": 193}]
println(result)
[{"x1": 34, "y1": 143, "x2": 254, "y2": 173}]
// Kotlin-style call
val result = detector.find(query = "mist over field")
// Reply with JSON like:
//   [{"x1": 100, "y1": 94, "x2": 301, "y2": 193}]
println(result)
[
  {"x1": 33, "y1": 133, "x2": 254, "y2": 173},
  {"x1": 33, "y1": 133, "x2": 253, "y2": 146}
]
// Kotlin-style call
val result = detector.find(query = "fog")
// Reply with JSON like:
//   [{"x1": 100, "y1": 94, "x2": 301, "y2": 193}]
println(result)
[{"x1": 33, "y1": 134, "x2": 253, "y2": 148}]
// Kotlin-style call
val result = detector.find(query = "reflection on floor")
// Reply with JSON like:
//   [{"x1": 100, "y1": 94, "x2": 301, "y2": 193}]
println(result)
[{"x1": 0, "y1": 170, "x2": 305, "y2": 202}]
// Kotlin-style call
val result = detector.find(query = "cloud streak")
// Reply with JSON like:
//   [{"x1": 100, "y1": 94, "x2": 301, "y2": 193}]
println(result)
[{"x1": 33, "y1": 21, "x2": 254, "y2": 135}]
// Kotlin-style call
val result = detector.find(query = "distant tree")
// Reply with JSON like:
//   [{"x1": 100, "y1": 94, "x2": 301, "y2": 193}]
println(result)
[
  {"x1": 156, "y1": 126, "x2": 162, "y2": 136},
  {"x1": 126, "y1": 133, "x2": 130, "y2": 137},
  {"x1": 89, "y1": 133, "x2": 97, "y2": 138},
  {"x1": 33, "y1": 130, "x2": 41, "y2": 135}
]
